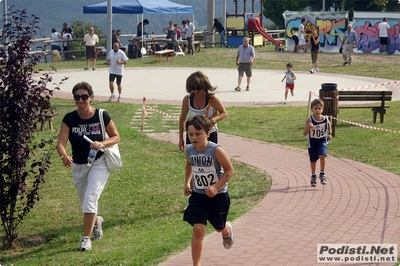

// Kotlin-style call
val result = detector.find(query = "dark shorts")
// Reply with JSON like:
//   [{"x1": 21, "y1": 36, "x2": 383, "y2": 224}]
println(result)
[
  {"x1": 238, "y1": 63, "x2": 252, "y2": 77},
  {"x1": 292, "y1": 35, "x2": 299, "y2": 45},
  {"x1": 85, "y1": 45, "x2": 97, "y2": 59},
  {"x1": 109, "y1": 73, "x2": 122, "y2": 85},
  {"x1": 308, "y1": 141, "x2": 328, "y2": 162},
  {"x1": 51, "y1": 45, "x2": 61, "y2": 52},
  {"x1": 380, "y1": 37, "x2": 388, "y2": 45},
  {"x1": 183, "y1": 191, "x2": 230, "y2": 230},
  {"x1": 186, "y1": 131, "x2": 217, "y2": 145}
]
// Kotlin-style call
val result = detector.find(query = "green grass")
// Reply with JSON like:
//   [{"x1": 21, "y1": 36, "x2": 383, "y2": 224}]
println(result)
[{"x1": 2, "y1": 46, "x2": 400, "y2": 265}]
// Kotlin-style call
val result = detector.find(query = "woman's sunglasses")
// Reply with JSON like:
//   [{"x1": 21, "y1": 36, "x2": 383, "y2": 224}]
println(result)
[
  {"x1": 73, "y1": 94, "x2": 90, "y2": 101},
  {"x1": 191, "y1": 86, "x2": 202, "y2": 91}
]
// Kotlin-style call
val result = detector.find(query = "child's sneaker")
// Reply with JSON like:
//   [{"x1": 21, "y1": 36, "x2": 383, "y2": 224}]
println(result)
[
  {"x1": 320, "y1": 173, "x2": 327, "y2": 185},
  {"x1": 222, "y1": 222, "x2": 234, "y2": 249},
  {"x1": 92, "y1": 216, "x2": 104, "y2": 240},
  {"x1": 283, "y1": 100, "x2": 287, "y2": 104},
  {"x1": 80, "y1": 236, "x2": 92, "y2": 251},
  {"x1": 310, "y1": 68, "x2": 314, "y2": 74},
  {"x1": 311, "y1": 175, "x2": 317, "y2": 187},
  {"x1": 315, "y1": 68, "x2": 319, "y2": 73}
]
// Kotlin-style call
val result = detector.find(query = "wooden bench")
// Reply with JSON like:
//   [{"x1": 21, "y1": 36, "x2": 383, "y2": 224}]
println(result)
[
  {"x1": 40, "y1": 100, "x2": 58, "y2": 131},
  {"x1": 154, "y1": 49, "x2": 174, "y2": 63},
  {"x1": 338, "y1": 90, "x2": 392, "y2": 123}
]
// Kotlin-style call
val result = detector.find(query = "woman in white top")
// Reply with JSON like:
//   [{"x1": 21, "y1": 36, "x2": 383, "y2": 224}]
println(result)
[{"x1": 178, "y1": 71, "x2": 227, "y2": 151}]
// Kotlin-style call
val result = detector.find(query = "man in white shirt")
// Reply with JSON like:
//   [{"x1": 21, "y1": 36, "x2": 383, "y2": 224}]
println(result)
[
  {"x1": 83, "y1": 27, "x2": 99, "y2": 70},
  {"x1": 298, "y1": 18, "x2": 306, "y2": 52},
  {"x1": 378, "y1": 17, "x2": 391, "y2": 54},
  {"x1": 186, "y1": 18, "x2": 195, "y2": 55},
  {"x1": 107, "y1": 43, "x2": 128, "y2": 103}
]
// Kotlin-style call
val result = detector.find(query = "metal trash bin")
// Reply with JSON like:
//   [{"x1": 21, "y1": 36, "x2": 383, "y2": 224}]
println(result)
[{"x1": 319, "y1": 83, "x2": 338, "y2": 136}]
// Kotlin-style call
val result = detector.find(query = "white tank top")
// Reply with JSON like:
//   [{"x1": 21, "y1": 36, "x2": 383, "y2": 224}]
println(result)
[{"x1": 187, "y1": 94, "x2": 217, "y2": 133}]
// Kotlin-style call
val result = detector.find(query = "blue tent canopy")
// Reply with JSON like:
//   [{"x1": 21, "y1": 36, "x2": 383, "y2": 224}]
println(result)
[{"x1": 83, "y1": 0, "x2": 194, "y2": 14}]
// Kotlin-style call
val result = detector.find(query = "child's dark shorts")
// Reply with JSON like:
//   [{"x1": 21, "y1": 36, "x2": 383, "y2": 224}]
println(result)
[
  {"x1": 308, "y1": 141, "x2": 327, "y2": 162},
  {"x1": 184, "y1": 191, "x2": 230, "y2": 230}
]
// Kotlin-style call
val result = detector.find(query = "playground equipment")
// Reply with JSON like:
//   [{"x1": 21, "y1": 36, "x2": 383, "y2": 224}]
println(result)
[{"x1": 225, "y1": 0, "x2": 282, "y2": 48}]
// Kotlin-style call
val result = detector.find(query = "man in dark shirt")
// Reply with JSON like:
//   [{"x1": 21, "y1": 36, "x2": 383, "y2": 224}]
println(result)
[
  {"x1": 137, "y1": 19, "x2": 149, "y2": 37},
  {"x1": 61, "y1": 22, "x2": 75, "y2": 39},
  {"x1": 211, "y1": 18, "x2": 226, "y2": 47}
]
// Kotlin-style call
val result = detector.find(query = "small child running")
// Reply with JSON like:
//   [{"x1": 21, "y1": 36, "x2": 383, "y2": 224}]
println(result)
[
  {"x1": 183, "y1": 114, "x2": 235, "y2": 266},
  {"x1": 281, "y1": 62, "x2": 297, "y2": 104},
  {"x1": 303, "y1": 99, "x2": 332, "y2": 187}
]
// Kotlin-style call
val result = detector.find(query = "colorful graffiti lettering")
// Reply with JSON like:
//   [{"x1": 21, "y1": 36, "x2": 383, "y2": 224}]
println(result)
[
  {"x1": 286, "y1": 16, "x2": 346, "y2": 52},
  {"x1": 353, "y1": 21, "x2": 400, "y2": 54},
  {"x1": 284, "y1": 12, "x2": 400, "y2": 54}
]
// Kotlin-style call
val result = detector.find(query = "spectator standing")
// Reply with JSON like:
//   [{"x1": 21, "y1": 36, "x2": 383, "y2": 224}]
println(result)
[
  {"x1": 56, "y1": 81, "x2": 120, "y2": 251},
  {"x1": 137, "y1": 19, "x2": 149, "y2": 37},
  {"x1": 378, "y1": 17, "x2": 391, "y2": 54},
  {"x1": 341, "y1": 24, "x2": 357, "y2": 66},
  {"x1": 163, "y1": 21, "x2": 175, "y2": 40},
  {"x1": 107, "y1": 43, "x2": 128, "y2": 103},
  {"x1": 186, "y1": 18, "x2": 195, "y2": 55},
  {"x1": 292, "y1": 31, "x2": 299, "y2": 52},
  {"x1": 174, "y1": 24, "x2": 182, "y2": 41},
  {"x1": 115, "y1": 30, "x2": 127, "y2": 53},
  {"x1": 50, "y1": 28, "x2": 63, "y2": 51},
  {"x1": 298, "y1": 18, "x2": 306, "y2": 52},
  {"x1": 178, "y1": 71, "x2": 227, "y2": 151},
  {"x1": 62, "y1": 30, "x2": 72, "y2": 60},
  {"x1": 111, "y1": 29, "x2": 117, "y2": 45},
  {"x1": 211, "y1": 18, "x2": 226, "y2": 47},
  {"x1": 181, "y1": 20, "x2": 188, "y2": 53},
  {"x1": 281, "y1": 62, "x2": 296, "y2": 104},
  {"x1": 235, "y1": 37, "x2": 255, "y2": 92},
  {"x1": 303, "y1": 99, "x2": 332, "y2": 187},
  {"x1": 61, "y1": 22, "x2": 75, "y2": 39},
  {"x1": 83, "y1": 27, "x2": 99, "y2": 70},
  {"x1": 183, "y1": 115, "x2": 235, "y2": 266},
  {"x1": 309, "y1": 29, "x2": 320, "y2": 73}
]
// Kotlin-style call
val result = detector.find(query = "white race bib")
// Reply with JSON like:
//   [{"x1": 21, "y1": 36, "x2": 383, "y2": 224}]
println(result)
[
  {"x1": 310, "y1": 123, "x2": 326, "y2": 139},
  {"x1": 193, "y1": 166, "x2": 218, "y2": 189}
]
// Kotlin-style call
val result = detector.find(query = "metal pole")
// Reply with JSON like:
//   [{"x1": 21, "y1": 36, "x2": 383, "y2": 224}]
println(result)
[
  {"x1": 322, "y1": 0, "x2": 325, "y2": 11},
  {"x1": 107, "y1": 0, "x2": 112, "y2": 60},
  {"x1": 207, "y1": 0, "x2": 214, "y2": 44},
  {"x1": 223, "y1": 0, "x2": 226, "y2": 31}
]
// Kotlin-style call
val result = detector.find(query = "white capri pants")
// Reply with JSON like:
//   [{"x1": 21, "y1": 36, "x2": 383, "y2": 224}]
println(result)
[{"x1": 72, "y1": 155, "x2": 110, "y2": 213}]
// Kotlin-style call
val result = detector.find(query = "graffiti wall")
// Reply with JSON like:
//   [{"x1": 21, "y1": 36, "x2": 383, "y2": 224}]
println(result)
[
  {"x1": 284, "y1": 11, "x2": 348, "y2": 53},
  {"x1": 284, "y1": 11, "x2": 400, "y2": 54},
  {"x1": 353, "y1": 12, "x2": 400, "y2": 54}
]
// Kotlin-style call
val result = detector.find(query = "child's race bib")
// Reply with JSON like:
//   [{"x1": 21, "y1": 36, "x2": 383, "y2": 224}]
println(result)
[{"x1": 193, "y1": 166, "x2": 218, "y2": 189}]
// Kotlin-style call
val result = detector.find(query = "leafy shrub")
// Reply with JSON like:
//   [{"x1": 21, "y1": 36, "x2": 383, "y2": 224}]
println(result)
[{"x1": 0, "y1": 7, "x2": 65, "y2": 249}]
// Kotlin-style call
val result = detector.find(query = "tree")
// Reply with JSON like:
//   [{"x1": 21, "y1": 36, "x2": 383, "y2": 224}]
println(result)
[
  {"x1": 341, "y1": 0, "x2": 389, "y2": 11},
  {"x1": 0, "y1": 8, "x2": 65, "y2": 249},
  {"x1": 307, "y1": 0, "x2": 343, "y2": 11},
  {"x1": 262, "y1": 0, "x2": 308, "y2": 29}
]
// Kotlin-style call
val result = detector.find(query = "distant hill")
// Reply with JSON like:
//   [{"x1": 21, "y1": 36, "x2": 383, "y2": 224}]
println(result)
[{"x1": 3, "y1": 0, "x2": 272, "y2": 39}]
